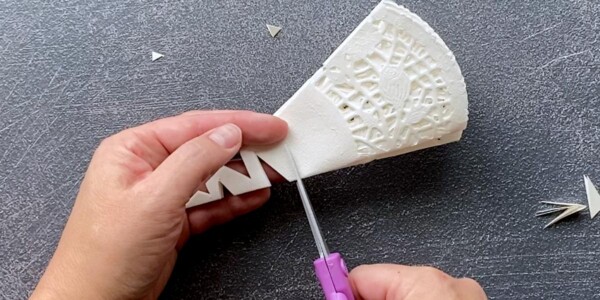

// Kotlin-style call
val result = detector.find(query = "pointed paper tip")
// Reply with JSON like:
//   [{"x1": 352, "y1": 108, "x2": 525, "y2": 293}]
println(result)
[
  {"x1": 543, "y1": 204, "x2": 586, "y2": 228},
  {"x1": 266, "y1": 24, "x2": 282, "y2": 37},
  {"x1": 584, "y1": 175, "x2": 600, "y2": 219},
  {"x1": 151, "y1": 51, "x2": 164, "y2": 61}
]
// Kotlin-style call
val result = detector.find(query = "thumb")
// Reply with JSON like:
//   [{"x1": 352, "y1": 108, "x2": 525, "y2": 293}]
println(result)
[
  {"x1": 349, "y1": 264, "x2": 486, "y2": 300},
  {"x1": 145, "y1": 123, "x2": 242, "y2": 207}
]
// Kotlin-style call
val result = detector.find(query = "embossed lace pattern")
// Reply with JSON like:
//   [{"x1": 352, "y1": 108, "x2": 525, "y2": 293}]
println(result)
[{"x1": 314, "y1": 12, "x2": 455, "y2": 156}]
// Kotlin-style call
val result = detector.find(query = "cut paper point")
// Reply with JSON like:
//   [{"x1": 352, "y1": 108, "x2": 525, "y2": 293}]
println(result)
[
  {"x1": 151, "y1": 51, "x2": 164, "y2": 61},
  {"x1": 540, "y1": 200, "x2": 584, "y2": 207},
  {"x1": 544, "y1": 204, "x2": 586, "y2": 228},
  {"x1": 584, "y1": 175, "x2": 600, "y2": 219},
  {"x1": 534, "y1": 207, "x2": 569, "y2": 217},
  {"x1": 266, "y1": 24, "x2": 281, "y2": 37},
  {"x1": 537, "y1": 201, "x2": 587, "y2": 228}
]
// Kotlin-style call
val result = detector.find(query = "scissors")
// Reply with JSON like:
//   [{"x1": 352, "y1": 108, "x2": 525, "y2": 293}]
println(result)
[{"x1": 286, "y1": 149, "x2": 354, "y2": 300}]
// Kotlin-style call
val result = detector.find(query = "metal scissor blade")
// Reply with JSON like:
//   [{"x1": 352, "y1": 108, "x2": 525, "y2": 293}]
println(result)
[{"x1": 286, "y1": 147, "x2": 330, "y2": 258}]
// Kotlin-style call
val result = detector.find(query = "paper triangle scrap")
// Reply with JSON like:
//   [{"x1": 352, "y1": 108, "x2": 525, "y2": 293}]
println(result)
[
  {"x1": 151, "y1": 51, "x2": 164, "y2": 61},
  {"x1": 266, "y1": 24, "x2": 281, "y2": 37}
]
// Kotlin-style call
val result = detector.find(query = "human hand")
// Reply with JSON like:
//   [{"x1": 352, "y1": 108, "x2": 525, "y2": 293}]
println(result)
[
  {"x1": 350, "y1": 264, "x2": 487, "y2": 300},
  {"x1": 31, "y1": 110, "x2": 288, "y2": 300}
]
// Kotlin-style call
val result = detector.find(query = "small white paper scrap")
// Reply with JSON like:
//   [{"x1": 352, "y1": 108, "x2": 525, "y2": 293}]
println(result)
[
  {"x1": 151, "y1": 51, "x2": 164, "y2": 61},
  {"x1": 266, "y1": 24, "x2": 281, "y2": 37}
]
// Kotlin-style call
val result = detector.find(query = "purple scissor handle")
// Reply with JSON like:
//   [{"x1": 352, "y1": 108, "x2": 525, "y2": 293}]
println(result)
[
  {"x1": 286, "y1": 148, "x2": 355, "y2": 300},
  {"x1": 314, "y1": 253, "x2": 354, "y2": 300}
]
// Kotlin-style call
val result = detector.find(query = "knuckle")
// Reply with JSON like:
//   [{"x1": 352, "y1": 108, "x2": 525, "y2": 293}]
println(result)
[
  {"x1": 188, "y1": 138, "x2": 210, "y2": 154},
  {"x1": 420, "y1": 266, "x2": 451, "y2": 283},
  {"x1": 183, "y1": 140, "x2": 220, "y2": 181},
  {"x1": 97, "y1": 131, "x2": 133, "y2": 154},
  {"x1": 94, "y1": 136, "x2": 121, "y2": 160},
  {"x1": 348, "y1": 264, "x2": 368, "y2": 277},
  {"x1": 98, "y1": 135, "x2": 117, "y2": 150},
  {"x1": 458, "y1": 277, "x2": 482, "y2": 288}
]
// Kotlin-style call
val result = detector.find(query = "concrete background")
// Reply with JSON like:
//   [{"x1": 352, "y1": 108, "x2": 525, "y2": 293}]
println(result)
[{"x1": 1, "y1": 0, "x2": 598, "y2": 299}]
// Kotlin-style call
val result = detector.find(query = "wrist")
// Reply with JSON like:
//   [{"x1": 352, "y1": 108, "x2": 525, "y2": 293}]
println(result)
[{"x1": 31, "y1": 242, "x2": 121, "y2": 300}]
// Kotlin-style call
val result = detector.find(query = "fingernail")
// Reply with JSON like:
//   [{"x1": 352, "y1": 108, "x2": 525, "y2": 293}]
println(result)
[{"x1": 208, "y1": 124, "x2": 241, "y2": 148}]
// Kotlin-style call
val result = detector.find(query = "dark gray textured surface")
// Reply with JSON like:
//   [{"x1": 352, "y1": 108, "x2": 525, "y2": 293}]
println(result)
[{"x1": 1, "y1": 0, "x2": 599, "y2": 299}]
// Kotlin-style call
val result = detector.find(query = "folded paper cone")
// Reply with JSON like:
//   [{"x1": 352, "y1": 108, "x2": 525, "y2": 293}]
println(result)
[{"x1": 187, "y1": 0, "x2": 468, "y2": 208}]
